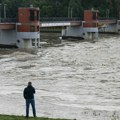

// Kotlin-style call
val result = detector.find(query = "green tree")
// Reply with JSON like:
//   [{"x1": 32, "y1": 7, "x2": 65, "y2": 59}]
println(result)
[
  {"x1": 115, "y1": 0, "x2": 120, "y2": 18},
  {"x1": 69, "y1": 0, "x2": 83, "y2": 17},
  {"x1": 0, "y1": 0, "x2": 119, "y2": 19}
]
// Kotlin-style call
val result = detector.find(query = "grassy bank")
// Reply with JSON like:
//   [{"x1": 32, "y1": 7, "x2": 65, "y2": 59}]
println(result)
[{"x1": 0, "y1": 115, "x2": 69, "y2": 120}]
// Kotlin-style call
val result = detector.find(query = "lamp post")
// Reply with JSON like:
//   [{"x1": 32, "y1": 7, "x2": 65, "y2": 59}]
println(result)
[
  {"x1": 68, "y1": 6, "x2": 70, "y2": 18},
  {"x1": 0, "y1": 4, "x2": 1, "y2": 22},
  {"x1": 70, "y1": 7, "x2": 73, "y2": 18},
  {"x1": 106, "y1": 9, "x2": 109, "y2": 18},
  {"x1": 68, "y1": 7, "x2": 73, "y2": 18},
  {"x1": 4, "y1": 4, "x2": 6, "y2": 19},
  {"x1": 119, "y1": 10, "x2": 120, "y2": 19}
]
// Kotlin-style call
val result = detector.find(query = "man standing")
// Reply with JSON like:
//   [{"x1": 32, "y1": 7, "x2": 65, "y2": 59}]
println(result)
[{"x1": 23, "y1": 82, "x2": 36, "y2": 118}]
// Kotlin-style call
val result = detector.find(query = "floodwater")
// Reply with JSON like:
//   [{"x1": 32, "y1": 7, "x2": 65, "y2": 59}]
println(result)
[{"x1": 0, "y1": 33, "x2": 120, "y2": 120}]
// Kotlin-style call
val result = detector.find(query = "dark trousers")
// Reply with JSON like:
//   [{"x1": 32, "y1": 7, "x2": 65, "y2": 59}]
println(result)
[{"x1": 26, "y1": 99, "x2": 36, "y2": 117}]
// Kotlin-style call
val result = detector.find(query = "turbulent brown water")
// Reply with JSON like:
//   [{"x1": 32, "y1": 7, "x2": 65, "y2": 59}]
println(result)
[{"x1": 0, "y1": 33, "x2": 120, "y2": 120}]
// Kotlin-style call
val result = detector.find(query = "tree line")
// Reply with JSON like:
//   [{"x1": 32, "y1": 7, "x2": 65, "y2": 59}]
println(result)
[{"x1": 0, "y1": 0, "x2": 120, "y2": 19}]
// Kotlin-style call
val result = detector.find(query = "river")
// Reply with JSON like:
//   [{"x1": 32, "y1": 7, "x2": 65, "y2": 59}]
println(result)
[{"x1": 0, "y1": 33, "x2": 120, "y2": 120}]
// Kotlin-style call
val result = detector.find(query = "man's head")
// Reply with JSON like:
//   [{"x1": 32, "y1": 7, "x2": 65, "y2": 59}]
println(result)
[{"x1": 28, "y1": 82, "x2": 32, "y2": 86}]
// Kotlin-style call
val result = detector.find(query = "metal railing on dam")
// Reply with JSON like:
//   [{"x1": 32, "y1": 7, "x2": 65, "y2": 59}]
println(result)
[
  {"x1": 40, "y1": 17, "x2": 82, "y2": 22},
  {"x1": 0, "y1": 17, "x2": 82, "y2": 23},
  {"x1": 0, "y1": 17, "x2": 118, "y2": 24},
  {"x1": 0, "y1": 18, "x2": 18, "y2": 23}
]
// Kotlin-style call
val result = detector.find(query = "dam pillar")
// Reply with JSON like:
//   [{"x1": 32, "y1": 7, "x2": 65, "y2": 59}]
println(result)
[
  {"x1": 83, "y1": 9, "x2": 99, "y2": 40},
  {"x1": 61, "y1": 9, "x2": 99, "y2": 40},
  {"x1": 117, "y1": 20, "x2": 120, "y2": 34},
  {"x1": 16, "y1": 6, "x2": 40, "y2": 48}
]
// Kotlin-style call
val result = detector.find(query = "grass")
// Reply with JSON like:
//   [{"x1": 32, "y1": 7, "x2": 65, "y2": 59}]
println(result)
[{"x1": 0, "y1": 115, "x2": 69, "y2": 120}]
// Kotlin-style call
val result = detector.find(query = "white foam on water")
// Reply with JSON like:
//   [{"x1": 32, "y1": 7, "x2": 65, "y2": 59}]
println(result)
[{"x1": 0, "y1": 35, "x2": 120, "y2": 120}]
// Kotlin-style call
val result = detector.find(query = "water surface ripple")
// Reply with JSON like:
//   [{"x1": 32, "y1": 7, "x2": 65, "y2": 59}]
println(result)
[{"x1": 0, "y1": 35, "x2": 120, "y2": 120}]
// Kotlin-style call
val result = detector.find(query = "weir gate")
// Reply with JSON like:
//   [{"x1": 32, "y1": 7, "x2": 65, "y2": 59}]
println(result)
[{"x1": 0, "y1": 7, "x2": 120, "y2": 48}]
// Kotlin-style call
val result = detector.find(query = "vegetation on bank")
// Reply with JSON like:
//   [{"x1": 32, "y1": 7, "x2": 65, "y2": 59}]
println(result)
[
  {"x1": 0, "y1": 0, "x2": 120, "y2": 18},
  {"x1": 0, "y1": 115, "x2": 69, "y2": 120}
]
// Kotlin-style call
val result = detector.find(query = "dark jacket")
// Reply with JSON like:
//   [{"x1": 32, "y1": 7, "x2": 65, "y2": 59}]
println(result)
[{"x1": 23, "y1": 85, "x2": 35, "y2": 99}]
